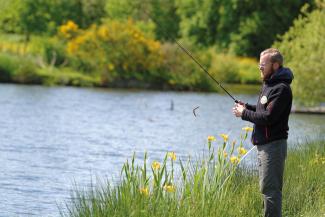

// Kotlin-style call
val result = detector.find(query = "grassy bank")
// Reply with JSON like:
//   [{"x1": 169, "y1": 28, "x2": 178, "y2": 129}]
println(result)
[{"x1": 61, "y1": 131, "x2": 325, "y2": 217}]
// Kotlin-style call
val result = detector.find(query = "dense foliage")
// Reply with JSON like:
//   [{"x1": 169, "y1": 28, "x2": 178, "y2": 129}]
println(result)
[
  {"x1": 175, "y1": 0, "x2": 314, "y2": 56},
  {"x1": 0, "y1": 0, "x2": 324, "y2": 105},
  {"x1": 0, "y1": 0, "x2": 106, "y2": 36},
  {"x1": 274, "y1": 3, "x2": 325, "y2": 106}
]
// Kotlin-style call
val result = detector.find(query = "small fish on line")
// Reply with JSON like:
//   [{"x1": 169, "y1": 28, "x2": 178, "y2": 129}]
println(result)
[{"x1": 193, "y1": 106, "x2": 200, "y2": 117}]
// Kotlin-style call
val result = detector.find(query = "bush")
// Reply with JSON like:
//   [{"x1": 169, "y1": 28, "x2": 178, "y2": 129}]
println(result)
[
  {"x1": 209, "y1": 52, "x2": 241, "y2": 84},
  {"x1": 0, "y1": 52, "x2": 44, "y2": 84},
  {"x1": 160, "y1": 42, "x2": 212, "y2": 91},
  {"x1": 274, "y1": 3, "x2": 325, "y2": 106},
  {"x1": 31, "y1": 37, "x2": 68, "y2": 67},
  {"x1": 0, "y1": 53, "x2": 19, "y2": 81},
  {"x1": 37, "y1": 67, "x2": 99, "y2": 87},
  {"x1": 238, "y1": 57, "x2": 260, "y2": 84},
  {"x1": 59, "y1": 19, "x2": 164, "y2": 86},
  {"x1": 11, "y1": 57, "x2": 42, "y2": 84}
]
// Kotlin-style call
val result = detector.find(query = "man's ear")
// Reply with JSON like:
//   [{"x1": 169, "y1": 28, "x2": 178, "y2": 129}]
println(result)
[{"x1": 273, "y1": 62, "x2": 280, "y2": 70}]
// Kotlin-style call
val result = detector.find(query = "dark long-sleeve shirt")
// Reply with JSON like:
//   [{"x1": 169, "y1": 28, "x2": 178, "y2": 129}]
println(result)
[{"x1": 242, "y1": 67, "x2": 293, "y2": 145}]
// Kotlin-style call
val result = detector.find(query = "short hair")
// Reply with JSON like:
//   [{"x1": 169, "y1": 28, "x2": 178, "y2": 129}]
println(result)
[{"x1": 260, "y1": 48, "x2": 283, "y2": 66}]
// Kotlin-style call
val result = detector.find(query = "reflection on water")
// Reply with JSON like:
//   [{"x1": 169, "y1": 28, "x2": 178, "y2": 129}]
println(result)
[{"x1": 0, "y1": 84, "x2": 324, "y2": 216}]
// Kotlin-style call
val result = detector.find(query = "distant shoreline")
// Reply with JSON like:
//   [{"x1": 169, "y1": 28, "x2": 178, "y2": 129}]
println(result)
[{"x1": 291, "y1": 106, "x2": 325, "y2": 115}]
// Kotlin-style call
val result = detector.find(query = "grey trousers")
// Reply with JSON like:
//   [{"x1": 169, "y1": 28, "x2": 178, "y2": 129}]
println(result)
[{"x1": 257, "y1": 139, "x2": 287, "y2": 217}]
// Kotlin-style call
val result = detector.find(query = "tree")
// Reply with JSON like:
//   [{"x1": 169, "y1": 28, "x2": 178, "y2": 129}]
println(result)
[
  {"x1": 0, "y1": 0, "x2": 23, "y2": 33},
  {"x1": 274, "y1": 2, "x2": 325, "y2": 106},
  {"x1": 151, "y1": 0, "x2": 180, "y2": 41},
  {"x1": 2, "y1": 0, "x2": 106, "y2": 37},
  {"x1": 105, "y1": 0, "x2": 180, "y2": 41},
  {"x1": 105, "y1": 0, "x2": 150, "y2": 20},
  {"x1": 176, "y1": 0, "x2": 314, "y2": 57}
]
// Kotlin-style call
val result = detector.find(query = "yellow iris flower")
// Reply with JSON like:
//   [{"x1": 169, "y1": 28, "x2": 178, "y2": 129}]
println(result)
[
  {"x1": 230, "y1": 156, "x2": 240, "y2": 164},
  {"x1": 168, "y1": 152, "x2": 176, "y2": 161},
  {"x1": 220, "y1": 134, "x2": 229, "y2": 142},
  {"x1": 238, "y1": 147, "x2": 248, "y2": 156},
  {"x1": 164, "y1": 184, "x2": 176, "y2": 193},
  {"x1": 242, "y1": 127, "x2": 253, "y2": 132},
  {"x1": 139, "y1": 187, "x2": 149, "y2": 196},
  {"x1": 151, "y1": 161, "x2": 161, "y2": 170},
  {"x1": 207, "y1": 136, "x2": 216, "y2": 142}
]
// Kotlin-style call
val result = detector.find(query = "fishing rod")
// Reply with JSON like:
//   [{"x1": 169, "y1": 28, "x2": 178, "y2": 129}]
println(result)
[{"x1": 141, "y1": 9, "x2": 239, "y2": 103}]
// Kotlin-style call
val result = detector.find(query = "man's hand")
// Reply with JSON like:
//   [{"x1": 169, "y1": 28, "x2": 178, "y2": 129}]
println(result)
[
  {"x1": 233, "y1": 103, "x2": 245, "y2": 117},
  {"x1": 237, "y1": 100, "x2": 246, "y2": 106}
]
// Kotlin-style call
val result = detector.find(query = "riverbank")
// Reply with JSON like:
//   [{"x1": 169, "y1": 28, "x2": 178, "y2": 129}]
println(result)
[
  {"x1": 291, "y1": 106, "x2": 325, "y2": 115},
  {"x1": 62, "y1": 139, "x2": 325, "y2": 217}
]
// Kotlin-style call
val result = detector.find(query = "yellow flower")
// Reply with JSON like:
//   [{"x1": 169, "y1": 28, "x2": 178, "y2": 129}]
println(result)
[
  {"x1": 207, "y1": 136, "x2": 216, "y2": 142},
  {"x1": 97, "y1": 26, "x2": 109, "y2": 39},
  {"x1": 223, "y1": 151, "x2": 228, "y2": 158},
  {"x1": 151, "y1": 161, "x2": 161, "y2": 170},
  {"x1": 310, "y1": 154, "x2": 325, "y2": 165},
  {"x1": 242, "y1": 127, "x2": 253, "y2": 132},
  {"x1": 164, "y1": 184, "x2": 176, "y2": 193},
  {"x1": 230, "y1": 156, "x2": 240, "y2": 164},
  {"x1": 67, "y1": 42, "x2": 78, "y2": 54},
  {"x1": 238, "y1": 147, "x2": 248, "y2": 156},
  {"x1": 168, "y1": 152, "x2": 176, "y2": 161},
  {"x1": 220, "y1": 134, "x2": 229, "y2": 142},
  {"x1": 59, "y1": 20, "x2": 78, "y2": 38},
  {"x1": 139, "y1": 187, "x2": 149, "y2": 196},
  {"x1": 108, "y1": 63, "x2": 115, "y2": 71}
]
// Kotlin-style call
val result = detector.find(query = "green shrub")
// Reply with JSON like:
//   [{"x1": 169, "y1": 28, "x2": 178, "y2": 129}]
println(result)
[
  {"x1": 37, "y1": 67, "x2": 99, "y2": 87},
  {"x1": 31, "y1": 37, "x2": 68, "y2": 67},
  {"x1": 160, "y1": 42, "x2": 212, "y2": 91},
  {"x1": 0, "y1": 53, "x2": 19, "y2": 81},
  {"x1": 12, "y1": 57, "x2": 42, "y2": 84},
  {"x1": 209, "y1": 52, "x2": 241, "y2": 84},
  {"x1": 274, "y1": 3, "x2": 325, "y2": 106},
  {"x1": 238, "y1": 57, "x2": 260, "y2": 84}
]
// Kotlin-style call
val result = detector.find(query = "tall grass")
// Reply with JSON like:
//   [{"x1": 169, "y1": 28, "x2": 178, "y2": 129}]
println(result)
[{"x1": 62, "y1": 130, "x2": 325, "y2": 217}]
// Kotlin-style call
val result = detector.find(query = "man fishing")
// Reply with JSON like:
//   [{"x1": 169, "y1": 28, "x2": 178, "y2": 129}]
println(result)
[
  {"x1": 149, "y1": 13, "x2": 293, "y2": 216},
  {"x1": 232, "y1": 48, "x2": 293, "y2": 217}
]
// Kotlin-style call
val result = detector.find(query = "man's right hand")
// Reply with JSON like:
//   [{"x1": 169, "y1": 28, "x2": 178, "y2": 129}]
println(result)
[{"x1": 233, "y1": 103, "x2": 246, "y2": 117}]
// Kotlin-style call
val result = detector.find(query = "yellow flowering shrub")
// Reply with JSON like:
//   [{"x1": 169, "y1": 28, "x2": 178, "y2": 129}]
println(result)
[
  {"x1": 62, "y1": 19, "x2": 164, "y2": 85},
  {"x1": 59, "y1": 20, "x2": 79, "y2": 39}
]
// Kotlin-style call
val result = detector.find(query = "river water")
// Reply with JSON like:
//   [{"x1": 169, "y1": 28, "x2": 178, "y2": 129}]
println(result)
[{"x1": 0, "y1": 84, "x2": 324, "y2": 216}]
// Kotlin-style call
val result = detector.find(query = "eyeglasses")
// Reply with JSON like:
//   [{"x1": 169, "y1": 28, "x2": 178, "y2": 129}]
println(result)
[{"x1": 258, "y1": 62, "x2": 272, "y2": 68}]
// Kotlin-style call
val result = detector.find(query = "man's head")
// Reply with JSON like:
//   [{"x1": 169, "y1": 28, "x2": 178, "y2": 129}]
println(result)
[{"x1": 259, "y1": 48, "x2": 283, "y2": 81}]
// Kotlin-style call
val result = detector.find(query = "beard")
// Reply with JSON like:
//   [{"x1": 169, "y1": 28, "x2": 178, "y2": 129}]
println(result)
[{"x1": 261, "y1": 67, "x2": 276, "y2": 81}]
